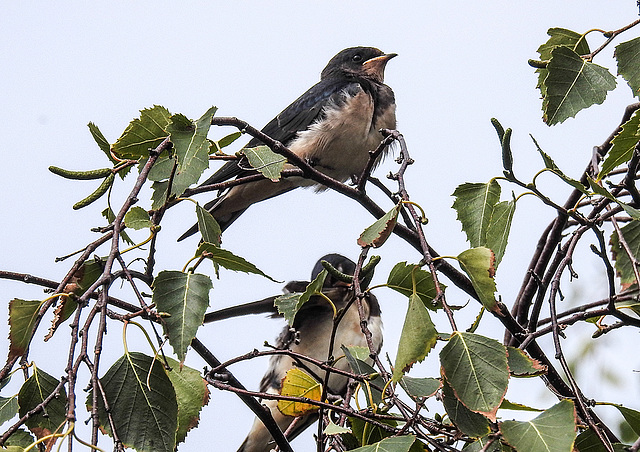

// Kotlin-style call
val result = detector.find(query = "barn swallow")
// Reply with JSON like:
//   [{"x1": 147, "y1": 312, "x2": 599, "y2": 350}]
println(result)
[
  {"x1": 178, "y1": 47, "x2": 396, "y2": 240},
  {"x1": 233, "y1": 254, "x2": 383, "y2": 452}
]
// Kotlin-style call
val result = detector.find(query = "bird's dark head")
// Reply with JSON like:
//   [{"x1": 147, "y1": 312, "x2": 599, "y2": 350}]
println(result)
[
  {"x1": 311, "y1": 253, "x2": 356, "y2": 289},
  {"x1": 321, "y1": 47, "x2": 397, "y2": 83}
]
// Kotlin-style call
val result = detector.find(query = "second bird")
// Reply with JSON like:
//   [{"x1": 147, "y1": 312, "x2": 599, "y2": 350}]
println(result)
[{"x1": 179, "y1": 46, "x2": 396, "y2": 239}]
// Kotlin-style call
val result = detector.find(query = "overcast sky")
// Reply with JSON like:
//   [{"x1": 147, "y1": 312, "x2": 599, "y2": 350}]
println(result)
[{"x1": 1, "y1": 2, "x2": 640, "y2": 451}]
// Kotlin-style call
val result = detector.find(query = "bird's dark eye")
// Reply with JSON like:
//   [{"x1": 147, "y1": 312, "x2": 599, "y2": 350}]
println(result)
[{"x1": 352, "y1": 54, "x2": 363, "y2": 63}]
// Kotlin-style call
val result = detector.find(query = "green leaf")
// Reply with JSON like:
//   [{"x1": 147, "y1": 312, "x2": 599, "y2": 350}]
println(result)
[
  {"x1": 442, "y1": 377, "x2": 491, "y2": 438},
  {"x1": 112, "y1": 105, "x2": 171, "y2": 159},
  {"x1": 400, "y1": 376, "x2": 441, "y2": 399},
  {"x1": 506, "y1": 346, "x2": 547, "y2": 377},
  {"x1": 588, "y1": 177, "x2": 640, "y2": 220},
  {"x1": 462, "y1": 435, "x2": 501, "y2": 452},
  {"x1": 500, "y1": 400, "x2": 577, "y2": 452},
  {"x1": 575, "y1": 428, "x2": 627, "y2": 452},
  {"x1": 87, "y1": 122, "x2": 130, "y2": 175},
  {"x1": 0, "y1": 394, "x2": 19, "y2": 426},
  {"x1": 324, "y1": 419, "x2": 351, "y2": 435},
  {"x1": 195, "y1": 244, "x2": 277, "y2": 282},
  {"x1": 440, "y1": 332, "x2": 508, "y2": 421},
  {"x1": 500, "y1": 399, "x2": 543, "y2": 412},
  {"x1": 358, "y1": 202, "x2": 401, "y2": 248},
  {"x1": 452, "y1": 181, "x2": 501, "y2": 247},
  {"x1": 102, "y1": 207, "x2": 133, "y2": 245},
  {"x1": 486, "y1": 199, "x2": 516, "y2": 266},
  {"x1": 124, "y1": 206, "x2": 152, "y2": 230},
  {"x1": 531, "y1": 135, "x2": 589, "y2": 193},
  {"x1": 196, "y1": 204, "x2": 221, "y2": 246},
  {"x1": 392, "y1": 294, "x2": 438, "y2": 382},
  {"x1": 536, "y1": 28, "x2": 591, "y2": 99},
  {"x1": 8, "y1": 299, "x2": 43, "y2": 362},
  {"x1": 240, "y1": 145, "x2": 286, "y2": 181},
  {"x1": 151, "y1": 180, "x2": 169, "y2": 210},
  {"x1": 18, "y1": 367, "x2": 68, "y2": 438},
  {"x1": 89, "y1": 353, "x2": 178, "y2": 452},
  {"x1": 165, "y1": 357, "x2": 210, "y2": 445},
  {"x1": 342, "y1": 345, "x2": 383, "y2": 407},
  {"x1": 598, "y1": 108, "x2": 640, "y2": 180},
  {"x1": 543, "y1": 46, "x2": 616, "y2": 125},
  {"x1": 4, "y1": 428, "x2": 35, "y2": 448},
  {"x1": 275, "y1": 270, "x2": 327, "y2": 325},
  {"x1": 386, "y1": 262, "x2": 441, "y2": 310},
  {"x1": 152, "y1": 271, "x2": 212, "y2": 363},
  {"x1": 215, "y1": 131, "x2": 243, "y2": 151},
  {"x1": 457, "y1": 247, "x2": 498, "y2": 312},
  {"x1": 614, "y1": 405, "x2": 640, "y2": 437},
  {"x1": 616, "y1": 36, "x2": 640, "y2": 98},
  {"x1": 349, "y1": 435, "x2": 416, "y2": 452},
  {"x1": 610, "y1": 220, "x2": 640, "y2": 289},
  {"x1": 168, "y1": 106, "x2": 217, "y2": 197}
]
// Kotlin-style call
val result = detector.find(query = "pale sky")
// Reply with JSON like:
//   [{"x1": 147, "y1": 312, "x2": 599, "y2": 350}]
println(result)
[{"x1": 1, "y1": 2, "x2": 639, "y2": 451}]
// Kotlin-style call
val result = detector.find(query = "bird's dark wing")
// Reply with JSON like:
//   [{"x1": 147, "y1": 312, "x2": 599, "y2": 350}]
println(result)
[{"x1": 199, "y1": 77, "x2": 357, "y2": 187}]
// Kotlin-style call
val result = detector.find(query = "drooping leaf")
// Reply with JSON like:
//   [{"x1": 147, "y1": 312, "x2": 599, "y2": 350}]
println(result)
[
  {"x1": 614, "y1": 405, "x2": 640, "y2": 437},
  {"x1": 347, "y1": 416, "x2": 398, "y2": 448},
  {"x1": 598, "y1": 108, "x2": 640, "y2": 180},
  {"x1": 102, "y1": 207, "x2": 133, "y2": 245},
  {"x1": 616, "y1": 36, "x2": 640, "y2": 98},
  {"x1": 240, "y1": 145, "x2": 286, "y2": 181},
  {"x1": 440, "y1": 332, "x2": 508, "y2": 421},
  {"x1": 536, "y1": 28, "x2": 591, "y2": 98},
  {"x1": 610, "y1": 220, "x2": 640, "y2": 289},
  {"x1": 46, "y1": 257, "x2": 105, "y2": 341},
  {"x1": 195, "y1": 204, "x2": 222, "y2": 246},
  {"x1": 165, "y1": 357, "x2": 210, "y2": 445},
  {"x1": 386, "y1": 262, "x2": 441, "y2": 310},
  {"x1": 452, "y1": 181, "x2": 501, "y2": 247},
  {"x1": 277, "y1": 368, "x2": 321, "y2": 417},
  {"x1": 275, "y1": 270, "x2": 327, "y2": 325},
  {"x1": 588, "y1": 177, "x2": 640, "y2": 220},
  {"x1": 543, "y1": 46, "x2": 616, "y2": 125},
  {"x1": 500, "y1": 399, "x2": 577, "y2": 452},
  {"x1": 342, "y1": 345, "x2": 383, "y2": 407},
  {"x1": 0, "y1": 394, "x2": 19, "y2": 426},
  {"x1": 485, "y1": 199, "x2": 516, "y2": 266},
  {"x1": 358, "y1": 203, "x2": 401, "y2": 248},
  {"x1": 400, "y1": 376, "x2": 441, "y2": 400},
  {"x1": 89, "y1": 353, "x2": 178, "y2": 452},
  {"x1": 124, "y1": 206, "x2": 152, "y2": 230},
  {"x1": 18, "y1": 367, "x2": 68, "y2": 440},
  {"x1": 151, "y1": 180, "x2": 169, "y2": 210},
  {"x1": 112, "y1": 105, "x2": 171, "y2": 159},
  {"x1": 506, "y1": 346, "x2": 547, "y2": 377},
  {"x1": 457, "y1": 247, "x2": 498, "y2": 312},
  {"x1": 273, "y1": 292, "x2": 303, "y2": 326},
  {"x1": 3, "y1": 428, "x2": 35, "y2": 448},
  {"x1": 392, "y1": 294, "x2": 438, "y2": 382},
  {"x1": 167, "y1": 106, "x2": 217, "y2": 197},
  {"x1": 442, "y1": 378, "x2": 491, "y2": 438},
  {"x1": 8, "y1": 299, "x2": 43, "y2": 362},
  {"x1": 152, "y1": 271, "x2": 212, "y2": 363},
  {"x1": 349, "y1": 434, "x2": 415, "y2": 452},
  {"x1": 146, "y1": 153, "x2": 176, "y2": 182},
  {"x1": 531, "y1": 135, "x2": 589, "y2": 194},
  {"x1": 195, "y1": 244, "x2": 277, "y2": 282}
]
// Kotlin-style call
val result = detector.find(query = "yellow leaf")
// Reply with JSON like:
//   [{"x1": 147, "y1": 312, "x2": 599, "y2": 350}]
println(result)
[{"x1": 277, "y1": 368, "x2": 322, "y2": 417}]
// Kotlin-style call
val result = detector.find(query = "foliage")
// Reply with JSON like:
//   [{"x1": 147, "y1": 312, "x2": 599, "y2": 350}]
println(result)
[{"x1": 2, "y1": 15, "x2": 640, "y2": 452}]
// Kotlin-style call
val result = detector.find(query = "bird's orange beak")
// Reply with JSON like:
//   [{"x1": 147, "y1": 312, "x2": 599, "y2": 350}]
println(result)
[{"x1": 362, "y1": 53, "x2": 397, "y2": 82}]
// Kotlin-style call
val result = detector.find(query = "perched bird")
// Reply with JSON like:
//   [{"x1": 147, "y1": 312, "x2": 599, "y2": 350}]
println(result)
[
  {"x1": 178, "y1": 46, "x2": 396, "y2": 240},
  {"x1": 225, "y1": 254, "x2": 383, "y2": 452}
]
